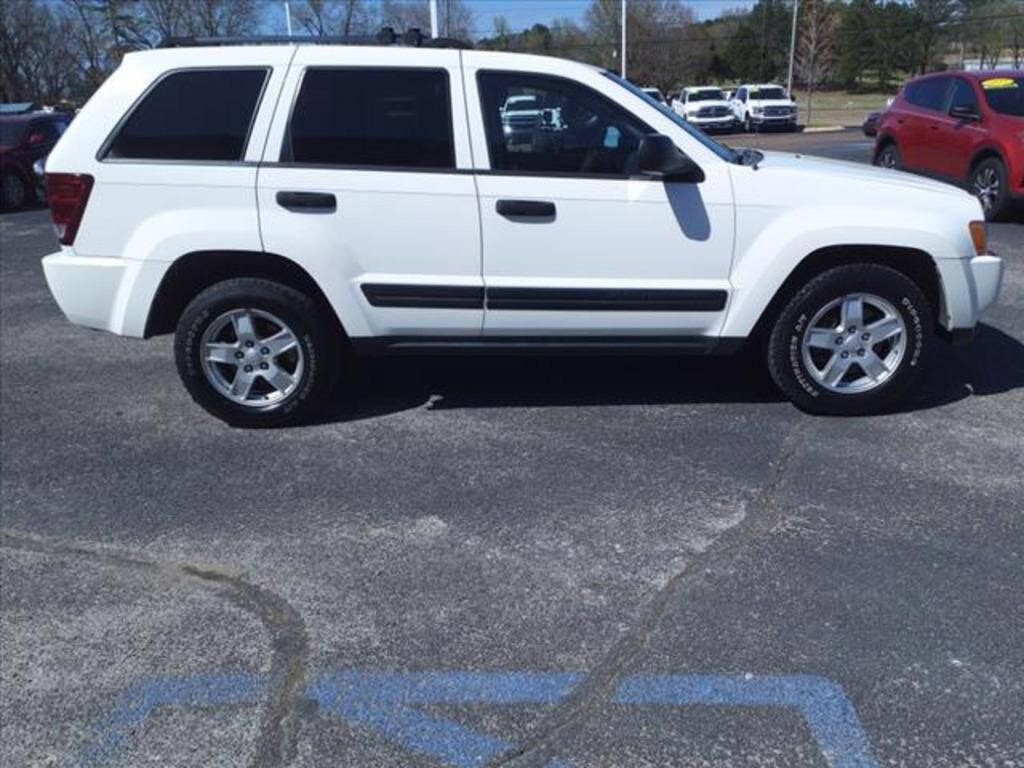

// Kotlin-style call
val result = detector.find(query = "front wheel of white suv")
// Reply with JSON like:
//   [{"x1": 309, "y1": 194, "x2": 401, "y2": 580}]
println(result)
[
  {"x1": 174, "y1": 278, "x2": 341, "y2": 427},
  {"x1": 766, "y1": 264, "x2": 932, "y2": 415}
]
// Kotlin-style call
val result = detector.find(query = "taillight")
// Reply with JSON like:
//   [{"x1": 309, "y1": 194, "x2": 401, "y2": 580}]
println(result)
[{"x1": 45, "y1": 173, "x2": 93, "y2": 246}]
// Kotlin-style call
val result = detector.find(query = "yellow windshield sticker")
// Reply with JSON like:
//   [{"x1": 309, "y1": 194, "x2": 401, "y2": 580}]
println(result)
[{"x1": 981, "y1": 77, "x2": 1018, "y2": 89}]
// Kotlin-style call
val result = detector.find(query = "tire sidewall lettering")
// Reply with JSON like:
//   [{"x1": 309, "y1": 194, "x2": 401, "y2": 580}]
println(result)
[
  {"x1": 788, "y1": 311, "x2": 819, "y2": 397},
  {"x1": 900, "y1": 296, "x2": 923, "y2": 368}
]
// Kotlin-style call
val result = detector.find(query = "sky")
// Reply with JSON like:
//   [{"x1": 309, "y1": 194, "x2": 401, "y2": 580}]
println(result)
[
  {"x1": 464, "y1": 0, "x2": 756, "y2": 32},
  {"x1": 270, "y1": 1, "x2": 758, "y2": 38}
]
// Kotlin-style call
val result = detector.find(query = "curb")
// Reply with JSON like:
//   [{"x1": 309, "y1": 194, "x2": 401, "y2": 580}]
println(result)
[{"x1": 802, "y1": 125, "x2": 847, "y2": 133}]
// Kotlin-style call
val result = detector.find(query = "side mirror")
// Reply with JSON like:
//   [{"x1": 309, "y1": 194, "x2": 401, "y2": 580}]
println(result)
[
  {"x1": 950, "y1": 104, "x2": 980, "y2": 122},
  {"x1": 636, "y1": 134, "x2": 705, "y2": 183}
]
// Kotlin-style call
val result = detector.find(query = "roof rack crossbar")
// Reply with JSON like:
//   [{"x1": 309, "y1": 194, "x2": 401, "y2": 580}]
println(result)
[{"x1": 159, "y1": 27, "x2": 470, "y2": 50}]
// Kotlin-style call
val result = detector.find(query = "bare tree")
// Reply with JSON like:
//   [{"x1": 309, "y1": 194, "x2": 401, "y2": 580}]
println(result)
[
  {"x1": 292, "y1": 0, "x2": 375, "y2": 37},
  {"x1": 380, "y1": 0, "x2": 473, "y2": 39},
  {"x1": 584, "y1": 0, "x2": 704, "y2": 91},
  {"x1": 795, "y1": 0, "x2": 837, "y2": 126}
]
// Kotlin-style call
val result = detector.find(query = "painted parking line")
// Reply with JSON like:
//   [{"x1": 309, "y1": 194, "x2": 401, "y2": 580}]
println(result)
[{"x1": 76, "y1": 670, "x2": 877, "y2": 768}]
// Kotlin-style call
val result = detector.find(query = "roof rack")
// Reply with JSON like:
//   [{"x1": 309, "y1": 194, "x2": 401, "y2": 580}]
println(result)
[{"x1": 159, "y1": 27, "x2": 471, "y2": 50}]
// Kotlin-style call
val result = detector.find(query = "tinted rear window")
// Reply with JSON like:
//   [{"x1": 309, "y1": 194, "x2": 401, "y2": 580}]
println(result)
[
  {"x1": 0, "y1": 121, "x2": 26, "y2": 146},
  {"x1": 980, "y1": 76, "x2": 1024, "y2": 116},
  {"x1": 905, "y1": 77, "x2": 950, "y2": 111},
  {"x1": 106, "y1": 69, "x2": 267, "y2": 161},
  {"x1": 286, "y1": 68, "x2": 454, "y2": 168}
]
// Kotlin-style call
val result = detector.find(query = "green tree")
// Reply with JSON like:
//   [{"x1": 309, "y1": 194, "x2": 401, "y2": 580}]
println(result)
[{"x1": 724, "y1": 0, "x2": 794, "y2": 83}]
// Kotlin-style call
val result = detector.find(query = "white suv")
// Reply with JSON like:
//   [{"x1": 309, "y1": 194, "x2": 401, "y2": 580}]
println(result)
[
  {"x1": 731, "y1": 84, "x2": 798, "y2": 132},
  {"x1": 671, "y1": 86, "x2": 736, "y2": 133},
  {"x1": 41, "y1": 39, "x2": 1002, "y2": 426}
]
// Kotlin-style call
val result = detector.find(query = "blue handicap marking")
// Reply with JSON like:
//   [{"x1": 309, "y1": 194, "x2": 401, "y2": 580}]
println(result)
[
  {"x1": 73, "y1": 673, "x2": 261, "y2": 768},
  {"x1": 613, "y1": 675, "x2": 878, "y2": 768},
  {"x1": 75, "y1": 670, "x2": 878, "y2": 768},
  {"x1": 309, "y1": 671, "x2": 581, "y2": 768}
]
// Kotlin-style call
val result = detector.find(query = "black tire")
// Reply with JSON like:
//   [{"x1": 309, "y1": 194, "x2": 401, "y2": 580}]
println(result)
[
  {"x1": 874, "y1": 141, "x2": 900, "y2": 170},
  {"x1": 1, "y1": 169, "x2": 29, "y2": 210},
  {"x1": 174, "y1": 278, "x2": 341, "y2": 427},
  {"x1": 766, "y1": 264, "x2": 932, "y2": 416},
  {"x1": 970, "y1": 156, "x2": 1010, "y2": 221},
  {"x1": 744, "y1": 114, "x2": 754, "y2": 133}
]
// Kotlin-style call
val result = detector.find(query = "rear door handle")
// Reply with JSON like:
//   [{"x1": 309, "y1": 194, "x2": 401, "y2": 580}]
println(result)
[
  {"x1": 496, "y1": 199, "x2": 556, "y2": 218},
  {"x1": 276, "y1": 191, "x2": 336, "y2": 212}
]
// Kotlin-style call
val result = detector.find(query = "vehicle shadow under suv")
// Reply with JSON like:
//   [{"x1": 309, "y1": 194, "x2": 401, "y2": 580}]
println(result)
[{"x1": 311, "y1": 323, "x2": 1024, "y2": 424}]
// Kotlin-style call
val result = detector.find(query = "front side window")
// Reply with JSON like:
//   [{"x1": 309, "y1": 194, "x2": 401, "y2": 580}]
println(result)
[
  {"x1": 286, "y1": 68, "x2": 454, "y2": 168},
  {"x1": 106, "y1": 69, "x2": 267, "y2": 161},
  {"x1": 949, "y1": 78, "x2": 980, "y2": 114},
  {"x1": 905, "y1": 77, "x2": 951, "y2": 112},
  {"x1": 478, "y1": 71, "x2": 652, "y2": 176}
]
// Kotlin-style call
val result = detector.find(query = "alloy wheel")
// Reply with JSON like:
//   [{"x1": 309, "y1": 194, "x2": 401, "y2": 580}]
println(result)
[
  {"x1": 200, "y1": 308, "x2": 304, "y2": 407},
  {"x1": 2, "y1": 173, "x2": 26, "y2": 209},
  {"x1": 972, "y1": 166, "x2": 1000, "y2": 214},
  {"x1": 800, "y1": 293, "x2": 907, "y2": 395}
]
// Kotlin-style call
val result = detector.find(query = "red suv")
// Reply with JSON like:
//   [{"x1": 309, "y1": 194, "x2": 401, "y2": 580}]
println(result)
[{"x1": 873, "y1": 71, "x2": 1024, "y2": 220}]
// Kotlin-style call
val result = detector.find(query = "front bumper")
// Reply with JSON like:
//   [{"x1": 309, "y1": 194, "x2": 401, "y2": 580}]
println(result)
[
  {"x1": 936, "y1": 254, "x2": 1003, "y2": 339},
  {"x1": 750, "y1": 115, "x2": 797, "y2": 125},
  {"x1": 688, "y1": 116, "x2": 736, "y2": 131},
  {"x1": 42, "y1": 251, "x2": 166, "y2": 337}
]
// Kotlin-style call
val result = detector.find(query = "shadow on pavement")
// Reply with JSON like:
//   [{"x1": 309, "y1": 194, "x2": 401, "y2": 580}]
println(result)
[
  {"x1": 908, "y1": 323, "x2": 1024, "y2": 410},
  {"x1": 310, "y1": 323, "x2": 1024, "y2": 424}
]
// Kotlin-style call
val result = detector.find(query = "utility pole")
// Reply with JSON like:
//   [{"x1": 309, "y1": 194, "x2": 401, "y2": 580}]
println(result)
[
  {"x1": 787, "y1": 0, "x2": 799, "y2": 97},
  {"x1": 430, "y1": 0, "x2": 440, "y2": 38},
  {"x1": 621, "y1": 0, "x2": 627, "y2": 79},
  {"x1": 284, "y1": 0, "x2": 292, "y2": 37}
]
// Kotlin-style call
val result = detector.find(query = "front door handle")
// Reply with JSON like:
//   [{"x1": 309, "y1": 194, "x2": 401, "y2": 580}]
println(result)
[
  {"x1": 496, "y1": 199, "x2": 556, "y2": 218},
  {"x1": 276, "y1": 191, "x2": 336, "y2": 212}
]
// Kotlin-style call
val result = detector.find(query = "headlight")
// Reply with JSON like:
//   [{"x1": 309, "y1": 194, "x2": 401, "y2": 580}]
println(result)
[{"x1": 752, "y1": 106, "x2": 763, "y2": 114}]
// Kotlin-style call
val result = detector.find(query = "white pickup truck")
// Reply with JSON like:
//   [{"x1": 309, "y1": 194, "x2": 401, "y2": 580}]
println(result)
[
  {"x1": 40, "y1": 38, "x2": 1002, "y2": 426},
  {"x1": 731, "y1": 84, "x2": 798, "y2": 132},
  {"x1": 671, "y1": 87, "x2": 736, "y2": 133}
]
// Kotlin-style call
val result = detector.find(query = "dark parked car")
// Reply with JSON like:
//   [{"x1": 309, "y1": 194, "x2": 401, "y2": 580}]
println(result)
[
  {"x1": 862, "y1": 110, "x2": 881, "y2": 136},
  {"x1": 0, "y1": 112, "x2": 70, "y2": 210},
  {"x1": 874, "y1": 70, "x2": 1024, "y2": 220}
]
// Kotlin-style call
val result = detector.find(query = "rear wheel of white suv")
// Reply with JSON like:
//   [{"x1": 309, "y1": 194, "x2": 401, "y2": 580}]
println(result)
[
  {"x1": 766, "y1": 264, "x2": 932, "y2": 415},
  {"x1": 174, "y1": 278, "x2": 341, "y2": 427}
]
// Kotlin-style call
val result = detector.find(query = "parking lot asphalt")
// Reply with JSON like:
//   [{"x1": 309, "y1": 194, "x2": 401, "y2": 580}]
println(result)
[{"x1": 2, "y1": 130, "x2": 1023, "y2": 768}]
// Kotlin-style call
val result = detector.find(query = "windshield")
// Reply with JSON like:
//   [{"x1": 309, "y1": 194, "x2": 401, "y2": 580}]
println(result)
[
  {"x1": 602, "y1": 71, "x2": 738, "y2": 163},
  {"x1": 750, "y1": 87, "x2": 787, "y2": 100},
  {"x1": 0, "y1": 121, "x2": 26, "y2": 146},
  {"x1": 690, "y1": 89, "x2": 725, "y2": 102},
  {"x1": 980, "y1": 76, "x2": 1024, "y2": 116}
]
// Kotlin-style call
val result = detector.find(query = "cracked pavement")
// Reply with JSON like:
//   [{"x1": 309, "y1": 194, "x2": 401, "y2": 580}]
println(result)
[{"x1": 2, "y1": 131, "x2": 1023, "y2": 767}]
